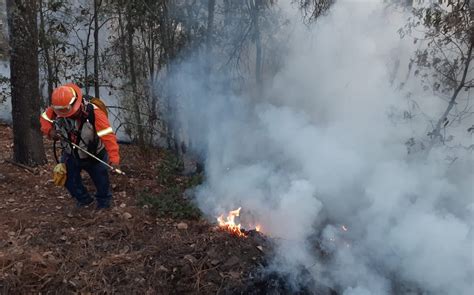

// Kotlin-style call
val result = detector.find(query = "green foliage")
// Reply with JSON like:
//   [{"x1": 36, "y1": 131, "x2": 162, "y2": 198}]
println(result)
[
  {"x1": 185, "y1": 173, "x2": 204, "y2": 189},
  {"x1": 155, "y1": 149, "x2": 204, "y2": 190},
  {"x1": 138, "y1": 190, "x2": 201, "y2": 220},
  {"x1": 155, "y1": 151, "x2": 184, "y2": 185},
  {"x1": 138, "y1": 149, "x2": 204, "y2": 220}
]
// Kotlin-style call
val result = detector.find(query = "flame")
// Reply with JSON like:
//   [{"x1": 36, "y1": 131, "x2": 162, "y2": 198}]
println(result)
[
  {"x1": 217, "y1": 207, "x2": 246, "y2": 237},
  {"x1": 217, "y1": 207, "x2": 262, "y2": 237}
]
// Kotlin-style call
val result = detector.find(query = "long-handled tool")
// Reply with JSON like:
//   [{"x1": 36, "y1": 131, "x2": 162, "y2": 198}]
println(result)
[{"x1": 58, "y1": 135, "x2": 126, "y2": 176}]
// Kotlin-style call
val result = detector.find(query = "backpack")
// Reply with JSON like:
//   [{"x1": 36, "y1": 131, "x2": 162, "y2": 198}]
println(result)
[{"x1": 84, "y1": 94, "x2": 109, "y2": 117}]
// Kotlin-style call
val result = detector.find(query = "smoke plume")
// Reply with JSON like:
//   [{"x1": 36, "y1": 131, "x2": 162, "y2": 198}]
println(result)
[{"x1": 169, "y1": 1, "x2": 474, "y2": 294}]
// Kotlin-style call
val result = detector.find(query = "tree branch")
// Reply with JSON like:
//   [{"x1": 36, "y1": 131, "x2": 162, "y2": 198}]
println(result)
[{"x1": 430, "y1": 41, "x2": 473, "y2": 142}]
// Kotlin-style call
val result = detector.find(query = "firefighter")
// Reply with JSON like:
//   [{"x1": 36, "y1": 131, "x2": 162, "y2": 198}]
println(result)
[{"x1": 40, "y1": 83, "x2": 120, "y2": 209}]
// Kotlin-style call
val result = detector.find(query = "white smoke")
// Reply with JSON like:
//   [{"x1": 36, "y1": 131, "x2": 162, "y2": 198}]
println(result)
[{"x1": 170, "y1": 1, "x2": 473, "y2": 294}]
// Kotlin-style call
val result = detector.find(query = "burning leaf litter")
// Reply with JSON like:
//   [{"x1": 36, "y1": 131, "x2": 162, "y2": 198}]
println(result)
[{"x1": 217, "y1": 207, "x2": 262, "y2": 237}]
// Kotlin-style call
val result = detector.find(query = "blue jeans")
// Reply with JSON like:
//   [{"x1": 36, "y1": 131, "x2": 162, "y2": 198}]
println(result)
[{"x1": 63, "y1": 151, "x2": 112, "y2": 208}]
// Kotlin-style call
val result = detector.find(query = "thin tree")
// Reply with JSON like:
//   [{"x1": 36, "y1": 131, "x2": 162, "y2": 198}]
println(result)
[
  {"x1": 93, "y1": 0, "x2": 102, "y2": 97},
  {"x1": 248, "y1": 0, "x2": 263, "y2": 95},
  {"x1": 38, "y1": 0, "x2": 53, "y2": 103},
  {"x1": 126, "y1": 2, "x2": 145, "y2": 147},
  {"x1": 6, "y1": 0, "x2": 46, "y2": 166},
  {"x1": 205, "y1": 0, "x2": 216, "y2": 88},
  {"x1": 402, "y1": 0, "x2": 474, "y2": 145}
]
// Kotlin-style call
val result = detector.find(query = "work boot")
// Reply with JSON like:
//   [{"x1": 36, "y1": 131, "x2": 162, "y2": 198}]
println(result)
[
  {"x1": 76, "y1": 196, "x2": 94, "y2": 208},
  {"x1": 96, "y1": 199, "x2": 111, "y2": 210}
]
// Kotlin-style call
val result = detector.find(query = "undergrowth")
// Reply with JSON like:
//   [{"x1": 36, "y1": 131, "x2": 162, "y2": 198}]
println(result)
[{"x1": 138, "y1": 150, "x2": 203, "y2": 220}]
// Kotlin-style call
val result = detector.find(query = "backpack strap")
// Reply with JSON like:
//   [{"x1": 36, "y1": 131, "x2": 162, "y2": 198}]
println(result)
[
  {"x1": 86, "y1": 103, "x2": 100, "y2": 156},
  {"x1": 75, "y1": 102, "x2": 100, "y2": 157},
  {"x1": 83, "y1": 94, "x2": 93, "y2": 102},
  {"x1": 87, "y1": 102, "x2": 96, "y2": 129}
]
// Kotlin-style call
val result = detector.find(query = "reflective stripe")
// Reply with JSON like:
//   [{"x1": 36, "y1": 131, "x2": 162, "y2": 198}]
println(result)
[
  {"x1": 41, "y1": 111, "x2": 54, "y2": 123},
  {"x1": 68, "y1": 96, "x2": 76, "y2": 105},
  {"x1": 68, "y1": 87, "x2": 77, "y2": 104},
  {"x1": 52, "y1": 104, "x2": 71, "y2": 111},
  {"x1": 97, "y1": 127, "x2": 113, "y2": 137}
]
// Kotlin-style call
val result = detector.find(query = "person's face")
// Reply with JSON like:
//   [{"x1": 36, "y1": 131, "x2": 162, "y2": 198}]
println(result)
[{"x1": 69, "y1": 104, "x2": 83, "y2": 119}]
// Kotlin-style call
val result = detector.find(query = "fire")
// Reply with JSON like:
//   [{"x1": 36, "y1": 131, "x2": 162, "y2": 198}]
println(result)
[
  {"x1": 217, "y1": 207, "x2": 246, "y2": 237},
  {"x1": 217, "y1": 207, "x2": 262, "y2": 237}
]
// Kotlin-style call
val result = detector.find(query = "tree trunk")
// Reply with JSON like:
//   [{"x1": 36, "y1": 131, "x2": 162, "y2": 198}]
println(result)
[
  {"x1": 84, "y1": 15, "x2": 93, "y2": 95},
  {"x1": 38, "y1": 0, "x2": 53, "y2": 104},
  {"x1": 252, "y1": 0, "x2": 263, "y2": 97},
  {"x1": 205, "y1": 0, "x2": 216, "y2": 88},
  {"x1": 207, "y1": 0, "x2": 216, "y2": 53},
  {"x1": 159, "y1": 2, "x2": 175, "y2": 150},
  {"x1": 93, "y1": 0, "x2": 101, "y2": 97},
  {"x1": 146, "y1": 19, "x2": 158, "y2": 146},
  {"x1": 117, "y1": 7, "x2": 128, "y2": 75},
  {"x1": 126, "y1": 9, "x2": 144, "y2": 147},
  {"x1": 6, "y1": 0, "x2": 46, "y2": 166}
]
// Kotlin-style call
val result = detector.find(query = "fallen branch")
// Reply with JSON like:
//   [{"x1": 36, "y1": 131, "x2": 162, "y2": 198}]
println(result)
[{"x1": 4, "y1": 159, "x2": 37, "y2": 174}]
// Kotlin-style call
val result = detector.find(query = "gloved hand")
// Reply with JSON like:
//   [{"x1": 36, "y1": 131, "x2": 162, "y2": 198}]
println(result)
[
  {"x1": 48, "y1": 129, "x2": 61, "y2": 140},
  {"x1": 53, "y1": 163, "x2": 67, "y2": 186}
]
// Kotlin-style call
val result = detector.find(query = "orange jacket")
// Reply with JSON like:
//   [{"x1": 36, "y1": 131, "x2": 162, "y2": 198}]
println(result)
[{"x1": 40, "y1": 106, "x2": 120, "y2": 165}]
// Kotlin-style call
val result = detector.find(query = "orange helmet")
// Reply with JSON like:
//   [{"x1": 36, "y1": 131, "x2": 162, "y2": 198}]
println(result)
[{"x1": 51, "y1": 83, "x2": 83, "y2": 117}]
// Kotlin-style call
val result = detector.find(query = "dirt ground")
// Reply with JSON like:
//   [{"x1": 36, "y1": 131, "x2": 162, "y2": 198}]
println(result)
[{"x1": 0, "y1": 123, "x2": 267, "y2": 294}]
